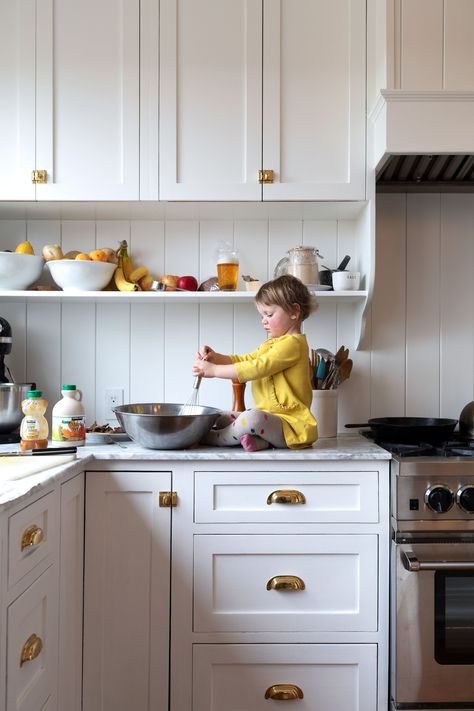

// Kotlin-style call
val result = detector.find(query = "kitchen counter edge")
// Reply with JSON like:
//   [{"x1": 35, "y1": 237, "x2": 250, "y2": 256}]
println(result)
[{"x1": 0, "y1": 434, "x2": 390, "y2": 511}]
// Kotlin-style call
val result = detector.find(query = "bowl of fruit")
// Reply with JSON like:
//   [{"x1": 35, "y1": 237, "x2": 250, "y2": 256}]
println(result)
[
  {"x1": 46, "y1": 250, "x2": 117, "y2": 292},
  {"x1": 0, "y1": 242, "x2": 44, "y2": 290}
]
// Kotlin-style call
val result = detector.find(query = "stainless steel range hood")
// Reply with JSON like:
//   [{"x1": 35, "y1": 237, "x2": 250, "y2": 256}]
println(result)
[
  {"x1": 372, "y1": 91, "x2": 474, "y2": 192},
  {"x1": 377, "y1": 154, "x2": 474, "y2": 192}
]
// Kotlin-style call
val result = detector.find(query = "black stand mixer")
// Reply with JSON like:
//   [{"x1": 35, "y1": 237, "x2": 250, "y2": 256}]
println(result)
[{"x1": 0, "y1": 316, "x2": 35, "y2": 443}]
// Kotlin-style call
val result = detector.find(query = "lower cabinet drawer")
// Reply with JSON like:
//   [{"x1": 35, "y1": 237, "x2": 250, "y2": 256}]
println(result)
[
  {"x1": 192, "y1": 644, "x2": 377, "y2": 711},
  {"x1": 8, "y1": 491, "x2": 58, "y2": 589},
  {"x1": 6, "y1": 565, "x2": 59, "y2": 711},
  {"x1": 193, "y1": 534, "x2": 378, "y2": 632}
]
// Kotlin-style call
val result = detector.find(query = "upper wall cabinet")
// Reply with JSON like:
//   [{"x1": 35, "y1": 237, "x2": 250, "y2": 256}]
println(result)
[
  {"x1": 159, "y1": 0, "x2": 366, "y2": 201},
  {"x1": 0, "y1": 0, "x2": 140, "y2": 201}
]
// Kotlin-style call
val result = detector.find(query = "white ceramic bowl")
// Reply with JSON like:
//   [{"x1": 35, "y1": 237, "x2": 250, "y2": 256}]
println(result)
[
  {"x1": 0, "y1": 253, "x2": 44, "y2": 290},
  {"x1": 331, "y1": 271, "x2": 361, "y2": 291},
  {"x1": 46, "y1": 259, "x2": 117, "y2": 292}
]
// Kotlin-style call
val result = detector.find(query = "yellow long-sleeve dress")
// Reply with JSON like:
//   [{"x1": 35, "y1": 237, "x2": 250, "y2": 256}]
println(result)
[{"x1": 230, "y1": 333, "x2": 317, "y2": 449}]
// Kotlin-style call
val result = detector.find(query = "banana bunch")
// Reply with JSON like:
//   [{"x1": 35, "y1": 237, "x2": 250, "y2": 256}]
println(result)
[{"x1": 114, "y1": 240, "x2": 151, "y2": 292}]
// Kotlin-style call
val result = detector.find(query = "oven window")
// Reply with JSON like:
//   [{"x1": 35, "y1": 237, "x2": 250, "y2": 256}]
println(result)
[{"x1": 435, "y1": 571, "x2": 474, "y2": 664}]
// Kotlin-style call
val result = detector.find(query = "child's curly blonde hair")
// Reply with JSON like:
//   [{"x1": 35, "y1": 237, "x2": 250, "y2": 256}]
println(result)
[{"x1": 255, "y1": 274, "x2": 318, "y2": 322}]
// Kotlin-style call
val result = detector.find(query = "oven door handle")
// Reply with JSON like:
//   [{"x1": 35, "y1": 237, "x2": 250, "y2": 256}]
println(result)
[{"x1": 403, "y1": 551, "x2": 474, "y2": 572}]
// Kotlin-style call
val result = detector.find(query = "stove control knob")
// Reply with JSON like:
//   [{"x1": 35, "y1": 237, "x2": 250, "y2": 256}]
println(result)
[
  {"x1": 457, "y1": 486, "x2": 474, "y2": 513},
  {"x1": 425, "y1": 485, "x2": 454, "y2": 513}
]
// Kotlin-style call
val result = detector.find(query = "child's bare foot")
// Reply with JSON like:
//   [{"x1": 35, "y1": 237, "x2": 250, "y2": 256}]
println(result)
[{"x1": 240, "y1": 434, "x2": 269, "y2": 452}]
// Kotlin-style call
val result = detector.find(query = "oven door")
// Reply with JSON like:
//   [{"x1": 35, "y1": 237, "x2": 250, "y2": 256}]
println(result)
[{"x1": 392, "y1": 541, "x2": 474, "y2": 706}]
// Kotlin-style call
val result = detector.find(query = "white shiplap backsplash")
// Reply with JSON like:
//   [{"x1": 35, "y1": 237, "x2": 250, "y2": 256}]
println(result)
[{"x1": 1, "y1": 194, "x2": 473, "y2": 431}]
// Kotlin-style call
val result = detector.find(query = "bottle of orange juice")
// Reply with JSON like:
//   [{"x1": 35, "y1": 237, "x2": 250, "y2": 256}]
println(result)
[
  {"x1": 52, "y1": 385, "x2": 86, "y2": 447},
  {"x1": 20, "y1": 390, "x2": 49, "y2": 450}
]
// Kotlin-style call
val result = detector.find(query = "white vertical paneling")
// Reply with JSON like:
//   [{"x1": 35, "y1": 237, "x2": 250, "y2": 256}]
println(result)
[
  {"x1": 371, "y1": 194, "x2": 407, "y2": 417},
  {"x1": 199, "y1": 221, "x2": 234, "y2": 285},
  {"x1": 0, "y1": 303, "x2": 27, "y2": 383},
  {"x1": 337, "y1": 303, "x2": 371, "y2": 427},
  {"x1": 399, "y1": 0, "x2": 443, "y2": 89},
  {"x1": 303, "y1": 220, "x2": 337, "y2": 270},
  {"x1": 199, "y1": 304, "x2": 234, "y2": 410},
  {"x1": 0, "y1": 221, "x2": 27, "y2": 249},
  {"x1": 165, "y1": 221, "x2": 200, "y2": 279},
  {"x1": 440, "y1": 195, "x2": 474, "y2": 416},
  {"x1": 27, "y1": 220, "x2": 61, "y2": 257},
  {"x1": 406, "y1": 194, "x2": 441, "y2": 416},
  {"x1": 96, "y1": 221, "x2": 130, "y2": 253},
  {"x1": 130, "y1": 302, "x2": 165, "y2": 402},
  {"x1": 96, "y1": 304, "x2": 131, "y2": 424},
  {"x1": 26, "y1": 302, "x2": 61, "y2": 422},
  {"x1": 234, "y1": 220, "x2": 268, "y2": 286},
  {"x1": 130, "y1": 221, "x2": 165, "y2": 280},
  {"x1": 268, "y1": 221, "x2": 302, "y2": 279},
  {"x1": 61, "y1": 221, "x2": 95, "y2": 254},
  {"x1": 303, "y1": 220, "x2": 337, "y2": 356},
  {"x1": 444, "y1": 0, "x2": 474, "y2": 90},
  {"x1": 164, "y1": 304, "x2": 199, "y2": 403},
  {"x1": 61, "y1": 302, "x2": 96, "y2": 425}
]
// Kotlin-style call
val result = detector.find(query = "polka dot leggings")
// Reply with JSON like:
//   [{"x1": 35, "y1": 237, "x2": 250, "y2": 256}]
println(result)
[{"x1": 203, "y1": 409, "x2": 287, "y2": 451}]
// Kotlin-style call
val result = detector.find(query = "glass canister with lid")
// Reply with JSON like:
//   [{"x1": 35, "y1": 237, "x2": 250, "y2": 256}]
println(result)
[{"x1": 274, "y1": 246, "x2": 322, "y2": 285}]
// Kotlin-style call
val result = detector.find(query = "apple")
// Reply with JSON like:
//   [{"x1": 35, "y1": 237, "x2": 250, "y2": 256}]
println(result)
[
  {"x1": 160, "y1": 274, "x2": 179, "y2": 291},
  {"x1": 176, "y1": 275, "x2": 198, "y2": 291}
]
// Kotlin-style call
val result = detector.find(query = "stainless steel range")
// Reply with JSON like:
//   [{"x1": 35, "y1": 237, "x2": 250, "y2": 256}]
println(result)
[{"x1": 390, "y1": 440, "x2": 474, "y2": 710}]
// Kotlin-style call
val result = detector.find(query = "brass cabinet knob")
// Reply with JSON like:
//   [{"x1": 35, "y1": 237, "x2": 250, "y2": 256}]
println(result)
[
  {"x1": 257, "y1": 169, "x2": 274, "y2": 184},
  {"x1": 266, "y1": 490, "x2": 306, "y2": 505},
  {"x1": 31, "y1": 169, "x2": 47, "y2": 184},
  {"x1": 264, "y1": 684, "x2": 304, "y2": 700},
  {"x1": 159, "y1": 491, "x2": 177, "y2": 508},
  {"x1": 20, "y1": 633, "x2": 43, "y2": 667},
  {"x1": 21, "y1": 524, "x2": 44, "y2": 551},
  {"x1": 266, "y1": 575, "x2": 305, "y2": 591}
]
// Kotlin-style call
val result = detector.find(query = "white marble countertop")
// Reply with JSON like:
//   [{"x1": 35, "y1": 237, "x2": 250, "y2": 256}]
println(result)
[{"x1": 0, "y1": 434, "x2": 390, "y2": 511}]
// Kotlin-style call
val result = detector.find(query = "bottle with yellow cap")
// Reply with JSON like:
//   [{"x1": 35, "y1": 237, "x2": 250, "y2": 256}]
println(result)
[{"x1": 20, "y1": 390, "x2": 49, "y2": 450}]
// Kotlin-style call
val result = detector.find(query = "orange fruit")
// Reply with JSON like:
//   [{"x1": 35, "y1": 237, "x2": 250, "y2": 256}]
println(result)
[
  {"x1": 75, "y1": 253, "x2": 92, "y2": 260},
  {"x1": 89, "y1": 249, "x2": 108, "y2": 262}
]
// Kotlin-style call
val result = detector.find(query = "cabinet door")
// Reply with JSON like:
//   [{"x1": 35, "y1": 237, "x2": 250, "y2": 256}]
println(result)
[
  {"x1": 35, "y1": 0, "x2": 139, "y2": 200},
  {"x1": 263, "y1": 0, "x2": 366, "y2": 200},
  {"x1": 0, "y1": 0, "x2": 36, "y2": 200},
  {"x1": 83, "y1": 471, "x2": 171, "y2": 711},
  {"x1": 192, "y1": 644, "x2": 377, "y2": 711},
  {"x1": 58, "y1": 474, "x2": 84, "y2": 711},
  {"x1": 160, "y1": 0, "x2": 262, "y2": 200},
  {"x1": 6, "y1": 566, "x2": 59, "y2": 711}
]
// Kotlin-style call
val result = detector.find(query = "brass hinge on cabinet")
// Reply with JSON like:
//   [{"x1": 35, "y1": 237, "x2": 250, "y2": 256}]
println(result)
[
  {"x1": 257, "y1": 169, "x2": 274, "y2": 184},
  {"x1": 31, "y1": 169, "x2": 47, "y2": 184},
  {"x1": 159, "y1": 491, "x2": 178, "y2": 508}
]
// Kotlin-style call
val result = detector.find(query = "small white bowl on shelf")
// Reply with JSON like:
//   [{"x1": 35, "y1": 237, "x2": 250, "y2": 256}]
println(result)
[
  {"x1": 46, "y1": 259, "x2": 117, "y2": 292},
  {"x1": 0, "y1": 253, "x2": 44, "y2": 290},
  {"x1": 332, "y1": 271, "x2": 361, "y2": 291}
]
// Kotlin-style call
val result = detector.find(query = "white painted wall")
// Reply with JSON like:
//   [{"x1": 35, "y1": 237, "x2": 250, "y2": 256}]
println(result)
[{"x1": 1, "y1": 194, "x2": 473, "y2": 432}]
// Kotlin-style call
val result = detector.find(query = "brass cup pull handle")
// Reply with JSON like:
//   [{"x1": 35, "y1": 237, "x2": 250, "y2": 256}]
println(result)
[
  {"x1": 266, "y1": 575, "x2": 305, "y2": 591},
  {"x1": 267, "y1": 490, "x2": 306, "y2": 505},
  {"x1": 20, "y1": 633, "x2": 43, "y2": 667},
  {"x1": 21, "y1": 524, "x2": 44, "y2": 551},
  {"x1": 264, "y1": 684, "x2": 304, "y2": 701}
]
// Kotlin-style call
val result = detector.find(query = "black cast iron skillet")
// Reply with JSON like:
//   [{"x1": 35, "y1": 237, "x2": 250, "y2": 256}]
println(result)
[{"x1": 345, "y1": 417, "x2": 458, "y2": 444}]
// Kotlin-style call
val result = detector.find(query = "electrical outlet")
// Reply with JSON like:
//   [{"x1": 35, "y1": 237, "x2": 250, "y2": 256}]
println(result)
[{"x1": 105, "y1": 388, "x2": 124, "y2": 420}]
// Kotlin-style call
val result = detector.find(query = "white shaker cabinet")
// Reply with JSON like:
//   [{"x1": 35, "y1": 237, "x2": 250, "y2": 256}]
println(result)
[
  {"x1": 160, "y1": 0, "x2": 366, "y2": 201},
  {"x1": 83, "y1": 471, "x2": 171, "y2": 711},
  {"x1": 0, "y1": 0, "x2": 139, "y2": 201}
]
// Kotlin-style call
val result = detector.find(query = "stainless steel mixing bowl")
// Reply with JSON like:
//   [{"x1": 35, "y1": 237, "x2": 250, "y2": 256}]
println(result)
[
  {"x1": 0, "y1": 383, "x2": 35, "y2": 434},
  {"x1": 113, "y1": 403, "x2": 221, "y2": 449}
]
